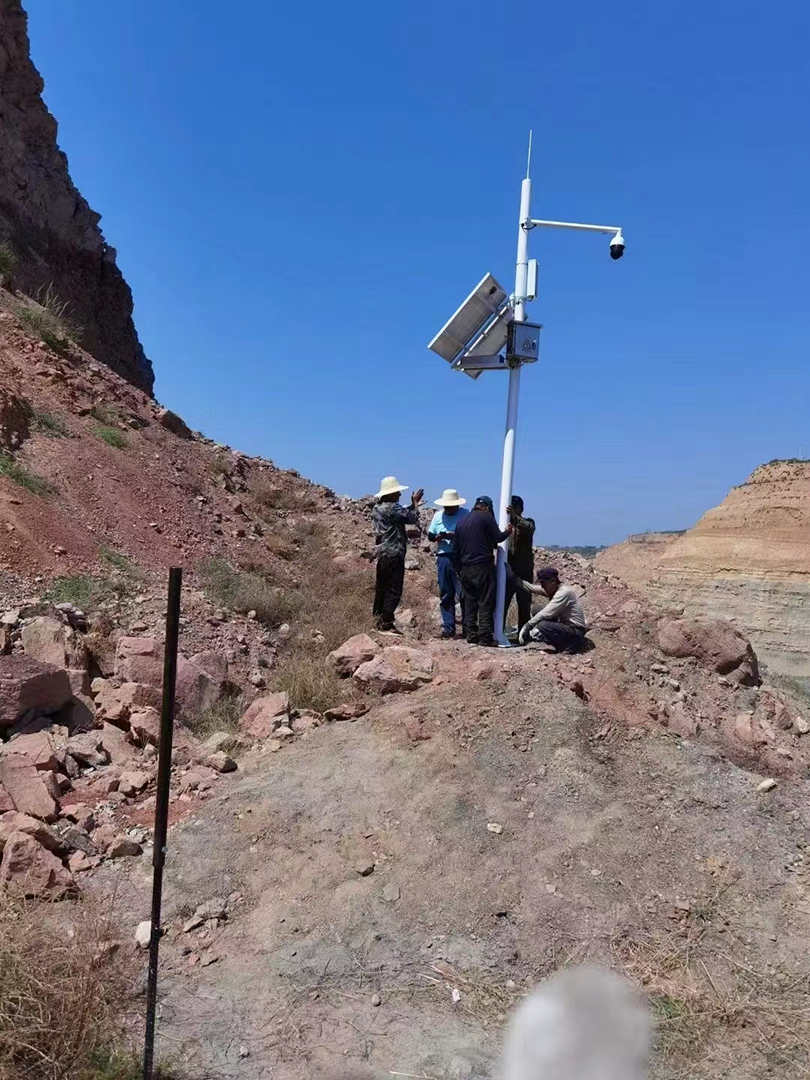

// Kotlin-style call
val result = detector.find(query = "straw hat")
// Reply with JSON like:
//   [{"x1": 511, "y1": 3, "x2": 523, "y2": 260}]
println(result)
[
  {"x1": 374, "y1": 476, "x2": 409, "y2": 499},
  {"x1": 434, "y1": 488, "x2": 467, "y2": 507}
]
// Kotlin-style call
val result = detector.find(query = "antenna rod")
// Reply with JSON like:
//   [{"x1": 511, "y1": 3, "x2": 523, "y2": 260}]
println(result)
[{"x1": 526, "y1": 129, "x2": 533, "y2": 179}]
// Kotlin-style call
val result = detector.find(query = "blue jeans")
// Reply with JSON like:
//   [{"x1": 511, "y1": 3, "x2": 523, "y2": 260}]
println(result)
[{"x1": 437, "y1": 555, "x2": 463, "y2": 634}]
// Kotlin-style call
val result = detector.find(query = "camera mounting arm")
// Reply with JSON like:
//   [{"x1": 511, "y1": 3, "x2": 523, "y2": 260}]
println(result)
[{"x1": 527, "y1": 218, "x2": 623, "y2": 234}]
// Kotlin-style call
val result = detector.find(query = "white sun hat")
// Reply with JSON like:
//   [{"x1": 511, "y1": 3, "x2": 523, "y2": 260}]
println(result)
[
  {"x1": 434, "y1": 488, "x2": 467, "y2": 507},
  {"x1": 374, "y1": 476, "x2": 409, "y2": 499}
]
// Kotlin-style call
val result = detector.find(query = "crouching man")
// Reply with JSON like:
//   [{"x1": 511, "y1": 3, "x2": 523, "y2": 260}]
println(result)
[{"x1": 518, "y1": 567, "x2": 587, "y2": 652}]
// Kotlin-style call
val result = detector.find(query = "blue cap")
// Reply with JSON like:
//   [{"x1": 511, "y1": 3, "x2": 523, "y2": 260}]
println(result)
[{"x1": 476, "y1": 495, "x2": 494, "y2": 510}]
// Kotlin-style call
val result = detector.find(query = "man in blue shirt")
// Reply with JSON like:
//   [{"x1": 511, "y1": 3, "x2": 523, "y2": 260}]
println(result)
[{"x1": 427, "y1": 488, "x2": 469, "y2": 639}]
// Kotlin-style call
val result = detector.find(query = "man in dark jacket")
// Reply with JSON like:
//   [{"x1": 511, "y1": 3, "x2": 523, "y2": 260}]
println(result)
[
  {"x1": 454, "y1": 495, "x2": 513, "y2": 646},
  {"x1": 370, "y1": 475, "x2": 424, "y2": 632},
  {"x1": 504, "y1": 496, "x2": 536, "y2": 633}
]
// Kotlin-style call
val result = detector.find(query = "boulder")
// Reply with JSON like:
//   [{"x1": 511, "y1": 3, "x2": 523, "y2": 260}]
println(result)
[
  {"x1": 327, "y1": 633, "x2": 381, "y2": 677},
  {"x1": 324, "y1": 702, "x2": 370, "y2": 722},
  {"x1": 0, "y1": 754, "x2": 58, "y2": 821},
  {"x1": 128, "y1": 708, "x2": 161, "y2": 747},
  {"x1": 115, "y1": 637, "x2": 162, "y2": 687},
  {"x1": 0, "y1": 832, "x2": 72, "y2": 898},
  {"x1": 157, "y1": 407, "x2": 192, "y2": 439},
  {"x1": 118, "y1": 770, "x2": 150, "y2": 797},
  {"x1": 20, "y1": 616, "x2": 87, "y2": 672},
  {"x1": 175, "y1": 652, "x2": 229, "y2": 716},
  {"x1": 0, "y1": 785, "x2": 14, "y2": 813},
  {"x1": 657, "y1": 618, "x2": 760, "y2": 685},
  {"x1": 107, "y1": 835, "x2": 142, "y2": 858},
  {"x1": 65, "y1": 733, "x2": 109, "y2": 769},
  {"x1": 205, "y1": 751, "x2": 237, "y2": 773},
  {"x1": 353, "y1": 647, "x2": 435, "y2": 694},
  {"x1": 98, "y1": 722, "x2": 139, "y2": 765},
  {"x1": 0, "y1": 811, "x2": 61, "y2": 854},
  {"x1": 3, "y1": 729, "x2": 64, "y2": 772},
  {"x1": 0, "y1": 656, "x2": 73, "y2": 729},
  {"x1": 239, "y1": 692, "x2": 290, "y2": 738},
  {"x1": 202, "y1": 731, "x2": 240, "y2": 754}
]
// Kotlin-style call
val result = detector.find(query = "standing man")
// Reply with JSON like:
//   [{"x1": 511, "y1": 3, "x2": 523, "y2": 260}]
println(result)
[
  {"x1": 371, "y1": 476, "x2": 424, "y2": 632},
  {"x1": 427, "y1": 488, "x2": 469, "y2": 639},
  {"x1": 454, "y1": 496, "x2": 513, "y2": 647},
  {"x1": 504, "y1": 495, "x2": 536, "y2": 633}
]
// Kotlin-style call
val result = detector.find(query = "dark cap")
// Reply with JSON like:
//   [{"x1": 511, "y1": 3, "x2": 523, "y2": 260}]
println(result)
[
  {"x1": 475, "y1": 495, "x2": 494, "y2": 510},
  {"x1": 536, "y1": 566, "x2": 560, "y2": 582}
]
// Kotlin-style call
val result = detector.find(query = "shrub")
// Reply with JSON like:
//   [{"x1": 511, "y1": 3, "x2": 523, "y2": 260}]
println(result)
[
  {"x1": 93, "y1": 426, "x2": 128, "y2": 450},
  {"x1": 31, "y1": 409, "x2": 71, "y2": 438},
  {"x1": 250, "y1": 476, "x2": 317, "y2": 513},
  {"x1": 0, "y1": 892, "x2": 162, "y2": 1080},
  {"x1": 0, "y1": 452, "x2": 55, "y2": 496},
  {"x1": 13, "y1": 284, "x2": 82, "y2": 351},
  {"x1": 46, "y1": 575, "x2": 113, "y2": 610},
  {"x1": 184, "y1": 694, "x2": 242, "y2": 740},
  {"x1": 274, "y1": 643, "x2": 355, "y2": 713},
  {"x1": 198, "y1": 557, "x2": 301, "y2": 626},
  {"x1": 89, "y1": 404, "x2": 120, "y2": 426},
  {"x1": 98, "y1": 546, "x2": 143, "y2": 580},
  {"x1": 0, "y1": 240, "x2": 17, "y2": 286}
]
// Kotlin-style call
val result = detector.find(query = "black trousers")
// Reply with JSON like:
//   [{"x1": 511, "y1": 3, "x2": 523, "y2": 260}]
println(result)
[
  {"x1": 373, "y1": 553, "x2": 405, "y2": 629},
  {"x1": 505, "y1": 562, "x2": 533, "y2": 630},
  {"x1": 461, "y1": 562, "x2": 497, "y2": 643}
]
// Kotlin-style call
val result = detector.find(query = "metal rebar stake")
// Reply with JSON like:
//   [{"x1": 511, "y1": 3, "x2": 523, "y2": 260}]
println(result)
[{"x1": 143, "y1": 566, "x2": 182, "y2": 1080}]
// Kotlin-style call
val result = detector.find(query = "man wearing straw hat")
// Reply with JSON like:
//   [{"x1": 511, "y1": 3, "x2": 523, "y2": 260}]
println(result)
[
  {"x1": 371, "y1": 476, "x2": 424, "y2": 632},
  {"x1": 427, "y1": 488, "x2": 469, "y2": 639}
]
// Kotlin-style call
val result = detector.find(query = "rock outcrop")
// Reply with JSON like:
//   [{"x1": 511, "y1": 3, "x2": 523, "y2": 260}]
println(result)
[
  {"x1": 597, "y1": 461, "x2": 810, "y2": 679},
  {"x1": 0, "y1": 0, "x2": 153, "y2": 392}
]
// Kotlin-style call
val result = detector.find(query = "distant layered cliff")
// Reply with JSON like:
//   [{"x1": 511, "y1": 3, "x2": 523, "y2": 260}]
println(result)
[
  {"x1": 0, "y1": 0, "x2": 153, "y2": 392},
  {"x1": 597, "y1": 461, "x2": 810, "y2": 678}
]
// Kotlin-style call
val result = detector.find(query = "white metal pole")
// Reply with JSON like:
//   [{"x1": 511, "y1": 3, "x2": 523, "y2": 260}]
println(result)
[{"x1": 493, "y1": 173, "x2": 532, "y2": 645}]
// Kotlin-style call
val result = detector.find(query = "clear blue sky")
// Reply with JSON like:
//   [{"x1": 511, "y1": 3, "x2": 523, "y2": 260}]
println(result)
[{"x1": 25, "y1": 0, "x2": 810, "y2": 545}]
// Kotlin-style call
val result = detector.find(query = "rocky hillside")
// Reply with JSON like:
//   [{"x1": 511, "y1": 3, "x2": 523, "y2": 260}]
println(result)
[
  {"x1": 597, "y1": 461, "x2": 810, "y2": 680},
  {"x1": 0, "y1": 0, "x2": 153, "y2": 391}
]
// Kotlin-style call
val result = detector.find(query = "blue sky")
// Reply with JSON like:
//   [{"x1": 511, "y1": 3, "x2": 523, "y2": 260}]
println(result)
[{"x1": 25, "y1": 0, "x2": 810, "y2": 545}]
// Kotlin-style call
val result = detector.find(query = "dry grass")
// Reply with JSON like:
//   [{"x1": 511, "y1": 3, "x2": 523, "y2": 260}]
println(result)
[
  {"x1": 13, "y1": 284, "x2": 82, "y2": 351},
  {"x1": 0, "y1": 892, "x2": 149, "y2": 1080},
  {"x1": 183, "y1": 694, "x2": 242, "y2": 740},
  {"x1": 612, "y1": 912, "x2": 810, "y2": 1078},
  {"x1": 249, "y1": 476, "x2": 317, "y2": 514},
  {"x1": 198, "y1": 556, "x2": 301, "y2": 627}
]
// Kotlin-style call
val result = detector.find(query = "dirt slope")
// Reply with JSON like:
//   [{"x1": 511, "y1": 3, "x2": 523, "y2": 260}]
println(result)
[{"x1": 93, "y1": 637, "x2": 810, "y2": 1080}]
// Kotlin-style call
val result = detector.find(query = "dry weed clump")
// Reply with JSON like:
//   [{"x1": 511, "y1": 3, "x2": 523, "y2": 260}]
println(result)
[
  {"x1": 198, "y1": 556, "x2": 301, "y2": 627},
  {"x1": 249, "y1": 475, "x2": 317, "y2": 514},
  {"x1": 0, "y1": 892, "x2": 137, "y2": 1080}
]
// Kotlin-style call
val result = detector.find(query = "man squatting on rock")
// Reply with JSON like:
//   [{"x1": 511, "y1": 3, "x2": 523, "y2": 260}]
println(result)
[
  {"x1": 518, "y1": 566, "x2": 587, "y2": 651},
  {"x1": 370, "y1": 476, "x2": 424, "y2": 632}
]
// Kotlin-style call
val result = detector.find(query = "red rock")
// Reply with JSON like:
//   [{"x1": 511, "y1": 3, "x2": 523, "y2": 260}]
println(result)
[
  {"x1": 65, "y1": 733, "x2": 109, "y2": 768},
  {"x1": 178, "y1": 766, "x2": 216, "y2": 793},
  {"x1": 3, "y1": 729, "x2": 63, "y2": 771},
  {"x1": 0, "y1": 655, "x2": 73, "y2": 729},
  {"x1": 0, "y1": 753, "x2": 58, "y2": 821},
  {"x1": 403, "y1": 715, "x2": 431, "y2": 742},
  {"x1": 107, "y1": 835, "x2": 142, "y2": 858},
  {"x1": 68, "y1": 850, "x2": 94, "y2": 873},
  {"x1": 0, "y1": 831, "x2": 72, "y2": 898},
  {"x1": 157, "y1": 407, "x2": 192, "y2": 438},
  {"x1": 20, "y1": 615, "x2": 87, "y2": 671},
  {"x1": 63, "y1": 803, "x2": 95, "y2": 830},
  {"x1": 118, "y1": 770, "x2": 149, "y2": 797},
  {"x1": 734, "y1": 712, "x2": 768, "y2": 749},
  {"x1": 239, "y1": 693, "x2": 289, "y2": 738},
  {"x1": 205, "y1": 751, "x2": 236, "y2": 773},
  {"x1": 353, "y1": 647, "x2": 434, "y2": 694},
  {"x1": 98, "y1": 722, "x2": 138, "y2": 765},
  {"x1": 323, "y1": 702, "x2": 370, "y2": 722},
  {"x1": 115, "y1": 637, "x2": 162, "y2": 687},
  {"x1": 175, "y1": 652, "x2": 228, "y2": 716},
  {"x1": 129, "y1": 708, "x2": 160, "y2": 747},
  {"x1": 327, "y1": 634, "x2": 381, "y2": 677},
  {"x1": 657, "y1": 618, "x2": 760, "y2": 686},
  {"x1": 0, "y1": 784, "x2": 14, "y2": 813},
  {"x1": 0, "y1": 811, "x2": 61, "y2": 853}
]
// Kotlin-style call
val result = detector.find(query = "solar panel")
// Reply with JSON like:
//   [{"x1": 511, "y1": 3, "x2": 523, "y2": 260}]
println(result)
[{"x1": 427, "y1": 273, "x2": 509, "y2": 363}]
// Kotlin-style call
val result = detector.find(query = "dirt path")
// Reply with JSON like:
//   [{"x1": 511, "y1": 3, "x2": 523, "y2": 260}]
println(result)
[{"x1": 93, "y1": 644, "x2": 810, "y2": 1079}]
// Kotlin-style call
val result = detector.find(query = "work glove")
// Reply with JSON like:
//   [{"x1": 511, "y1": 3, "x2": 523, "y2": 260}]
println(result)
[{"x1": 519, "y1": 624, "x2": 531, "y2": 645}]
